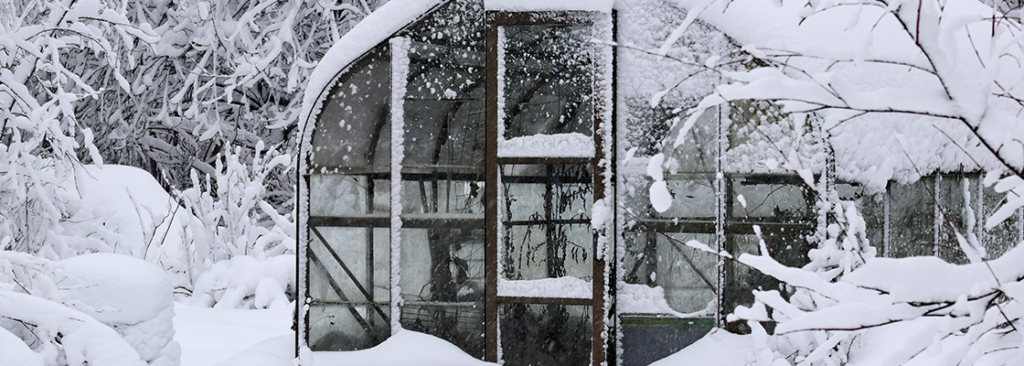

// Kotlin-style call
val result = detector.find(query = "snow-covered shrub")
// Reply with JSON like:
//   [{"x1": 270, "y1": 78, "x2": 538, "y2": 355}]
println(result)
[
  {"x1": 178, "y1": 141, "x2": 296, "y2": 307},
  {"x1": 0, "y1": 252, "x2": 178, "y2": 366},
  {"x1": 179, "y1": 141, "x2": 294, "y2": 261},
  {"x1": 727, "y1": 196, "x2": 876, "y2": 366},
  {"x1": 0, "y1": 290, "x2": 148, "y2": 366},
  {"x1": 58, "y1": 254, "x2": 180, "y2": 366},
  {"x1": 0, "y1": 0, "x2": 158, "y2": 258},
  {"x1": 656, "y1": 0, "x2": 1024, "y2": 364},
  {"x1": 56, "y1": 165, "x2": 210, "y2": 291},
  {"x1": 190, "y1": 255, "x2": 296, "y2": 310}
]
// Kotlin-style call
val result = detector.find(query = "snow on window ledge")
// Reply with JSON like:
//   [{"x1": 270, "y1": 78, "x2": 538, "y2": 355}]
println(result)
[
  {"x1": 497, "y1": 133, "x2": 595, "y2": 159},
  {"x1": 484, "y1": 0, "x2": 613, "y2": 12},
  {"x1": 498, "y1": 277, "x2": 592, "y2": 299}
]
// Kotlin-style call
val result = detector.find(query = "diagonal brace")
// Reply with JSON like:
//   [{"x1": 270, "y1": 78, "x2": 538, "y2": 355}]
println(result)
[
  {"x1": 310, "y1": 226, "x2": 391, "y2": 321},
  {"x1": 309, "y1": 250, "x2": 382, "y2": 342}
]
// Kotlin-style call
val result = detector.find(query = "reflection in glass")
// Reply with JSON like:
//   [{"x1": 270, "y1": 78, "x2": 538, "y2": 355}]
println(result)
[
  {"x1": 502, "y1": 164, "x2": 593, "y2": 281},
  {"x1": 502, "y1": 24, "x2": 593, "y2": 138},
  {"x1": 500, "y1": 304, "x2": 592, "y2": 366},
  {"x1": 394, "y1": 1, "x2": 488, "y2": 357},
  {"x1": 889, "y1": 178, "x2": 935, "y2": 258},
  {"x1": 308, "y1": 304, "x2": 390, "y2": 351},
  {"x1": 311, "y1": 46, "x2": 391, "y2": 173}
]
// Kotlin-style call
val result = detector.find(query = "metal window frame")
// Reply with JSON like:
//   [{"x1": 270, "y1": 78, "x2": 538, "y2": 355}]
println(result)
[
  {"x1": 484, "y1": 10, "x2": 613, "y2": 365},
  {"x1": 297, "y1": 40, "x2": 395, "y2": 354}
]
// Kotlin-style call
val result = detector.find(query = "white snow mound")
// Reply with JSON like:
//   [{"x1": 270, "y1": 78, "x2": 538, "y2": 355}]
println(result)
[
  {"x1": 312, "y1": 330, "x2": 497, "y2": 366},
  {"x1": 60, "y1": 253, "x2": 173, "y2": 324},
  {"x1": 59, "y1": 253, "x2": 180, "y2": 366}
]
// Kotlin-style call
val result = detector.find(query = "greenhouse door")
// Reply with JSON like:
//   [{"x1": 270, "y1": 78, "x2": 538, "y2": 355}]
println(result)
[{"x1": 483, "y1": 10, "x2": 614, "y2": 366}]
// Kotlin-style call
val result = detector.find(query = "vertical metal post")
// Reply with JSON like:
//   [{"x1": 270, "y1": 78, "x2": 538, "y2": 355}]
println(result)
[
  {"x1": 884, "y1": 182, "x2": 891, "y2": 258},
  {"x1": 389, "y1": 37, "x2": 410, "y2": 334},
  {"x1": 296, "y1": 174, "x2": 307, "y2": 357},
  {"x1": 592, "y1": 11, "x2": 614, "y2": 366},
  {"x1": 366, "y1": 179, "x2": 375, "y2": 327},
  {"x1": 976, "y1": 175, "x2": 984, "y2": 253},
  {"x1": 934, "y1": 174, "x2": 942, "y2": 257},
  {"x1": 484, "y1": 18, "x2": 500, "y2": 363},
  {"x1": 715, "y1": 104, "x2": 727, "y2": 329}
]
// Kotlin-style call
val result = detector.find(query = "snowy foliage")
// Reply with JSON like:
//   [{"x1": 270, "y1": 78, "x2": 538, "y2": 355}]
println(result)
[
  {"x1": 0, "y1": 252, "x2": 178, "y2": 366},
  {"x1": 655, "y1": 0, "x2": 1024, "y2": 364},
  {"x1": 190, "y1": 255, "x2": 296, "y2": 310},
  {"x1": 177, "y1": 142, "x2": 296, "y2": 308},
  {"x1": 0, "y1": 0, "x2": 156, "y2": 257},
  {"x1": 178, "y1": 142, "x2": 294, "y2": 261},
  {"x1": 65, "y1": 0, "x2": 385, "y2": 197}
]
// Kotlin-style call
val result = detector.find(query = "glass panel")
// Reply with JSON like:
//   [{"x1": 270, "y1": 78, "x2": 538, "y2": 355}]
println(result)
[
  {"x1": 727, "y1": 175, "x2": 814, "y2": 269},
  {"x1": 720, "y1": 234, "x2": 773, "y2": 333},
  {"x1": 310, "y1": 227, "x2": 390, "y2": 303},
  {"x1": 308, "y1": 174, "x2": 390, "y2": 351},
  {"x1": 403, "y1": 0, "x2": 485, "y2": 170},
  {"x1": 400, "y1": 303, "x2": 485, "y2": 359},
  {"x1": 656, "y1": 233, "x2": 717, "y2": 313},
  {"x1": 404, "y1": 0, "x2": 484, "y2": 103},
  {"x1": 621, "y1": 108, "x2": 719, "y2": 318},
  {"x1": 983, "y1": 184, "x2": 1020, "y2": 259},
  {"x1": 619, "y1": 315, "x2": 713, "y2": 366},
  {"x1": 395, "y1": 2, "x2": 487, "y2": 355},
  {"x1": 937, "y1": 174, "x2": 970, "y2": 264},
  {"x1": 308, "y1": 303, "x2": 389, "y2": 351},
  {"x1": 403, "y1": 100, "x2": 485, "y2": 169},
  {"x1": 656, "y1": 174, "x2": 717, "y2": 219},
  {"x1": 502, "y1": 164, "x2": 593, "y2": 281},
  {"x1": 399, "y1": 226, "x2": 485, "y2": 357},
  {"x1": 502, "y1": 24, "x2": 593, "y2": 138},
  {"x1": 730, "y1": 175, "x2": 814, "y2": 219},
  {"x1": 889, "y1": 178, "x2": 935, "y2": 257},
  {"x1": 845, "y1": 184, "x2": 886, "y2": 256},
  {"x1": 722, "y1": 175, "x2": 813, "y2": 333},
  {"x1": 500, "y1": 303, "x2": 592, "y2": 366},
  {"x1": 310, "y1": 175, "x2": 390, "y2": 217},
  {"x1": 311, "y1": 46, "x2": 391, "y2": 173}
]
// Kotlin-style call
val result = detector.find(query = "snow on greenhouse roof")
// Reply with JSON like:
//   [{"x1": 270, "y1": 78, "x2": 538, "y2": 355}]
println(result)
[
  {"x1": 301, "y1": 0, "x2": 612, "y2": 136},
  {"x1": 484, "y1": 0, "x2": 614, "y2": 12},
  {"x1": 299, "y1": 0, "x2": 443, "y2": 137}
]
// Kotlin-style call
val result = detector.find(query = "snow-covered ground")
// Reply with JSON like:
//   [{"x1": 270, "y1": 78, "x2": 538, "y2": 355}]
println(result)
[
  {"x1": 173, "y1": 303, "x2": 497, "y2": 366},
  {"x1": 173, "y1": 303, "x2": 293, "y2": 366}
]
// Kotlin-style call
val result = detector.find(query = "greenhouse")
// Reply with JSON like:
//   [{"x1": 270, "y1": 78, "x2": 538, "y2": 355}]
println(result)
[{"x1": 295, "y1": 0, "x2": 1022, "y2": 365}]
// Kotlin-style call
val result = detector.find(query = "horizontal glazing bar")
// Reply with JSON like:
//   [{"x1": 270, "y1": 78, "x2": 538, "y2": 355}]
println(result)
[{"x1": 496, "y1": 296, "x2": 593, "y2": 305}]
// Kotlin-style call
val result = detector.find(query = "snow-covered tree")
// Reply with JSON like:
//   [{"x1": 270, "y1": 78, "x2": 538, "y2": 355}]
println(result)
[
  {"x1": 72, "y1": 0, "x2": 385, "y2": 205},
  {"x1": 0, "y1": 0, "x2": 160, "y2": 257},
  {"x1": 656, "y1": 0, "x2": 1024, "y2": 364}
]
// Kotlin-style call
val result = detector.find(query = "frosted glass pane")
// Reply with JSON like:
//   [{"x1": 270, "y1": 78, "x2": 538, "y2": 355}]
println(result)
[
  {"x1": 309, "y1": 175, "x2": 389, "y2": 216},
  {"x1": 308, "y1": 304, "x2": 389, "y2": 351}
]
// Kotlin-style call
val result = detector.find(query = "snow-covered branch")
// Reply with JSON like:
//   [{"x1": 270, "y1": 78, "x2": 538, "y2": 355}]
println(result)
[{"x1": 650, "y1": 0, "x2": 1024, "y2": 364}]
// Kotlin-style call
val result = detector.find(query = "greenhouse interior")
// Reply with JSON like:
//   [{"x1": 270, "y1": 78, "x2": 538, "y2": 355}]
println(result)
[{"x1": 296, "y1": 0, "x2": 1022, "y2": 365}]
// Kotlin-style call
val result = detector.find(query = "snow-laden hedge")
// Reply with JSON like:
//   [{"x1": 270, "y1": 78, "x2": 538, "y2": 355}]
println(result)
[{"x1": 0, "y1": 252, "x2": 179, "y2": 366}]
